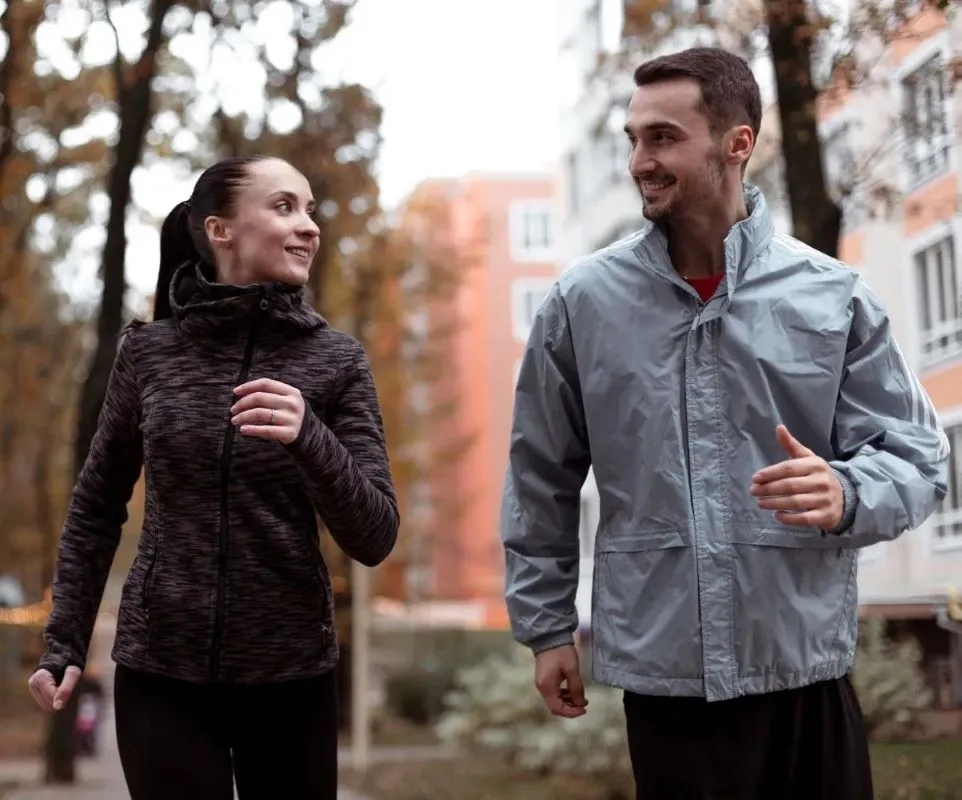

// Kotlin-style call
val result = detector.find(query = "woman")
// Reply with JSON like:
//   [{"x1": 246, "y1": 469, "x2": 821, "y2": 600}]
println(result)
[{"x1": 27, "y1": 155, "x2": 400, "y2": 799}]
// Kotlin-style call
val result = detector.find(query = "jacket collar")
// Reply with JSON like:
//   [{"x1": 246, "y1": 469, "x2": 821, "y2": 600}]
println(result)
[
  {"x1": 636, "y1": 183, "x2": 775, "y2": 305},
  {"x1": 169, "y1": 262, "x2": 327, "y2": 338}
]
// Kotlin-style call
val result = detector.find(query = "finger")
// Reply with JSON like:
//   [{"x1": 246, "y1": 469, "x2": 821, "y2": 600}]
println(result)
[
  {"x1": 234, "y1": 378, "x2": 296, "y2": 398},
  {"x1": 53, "y1": 666, "x2": 82, "y2": 711},
  {"x1": 230, "y1": 392, "x2": 289, "y2": 414},
  {"x1": 774, "y1": 510, "x2": 829, "y2": 527},
  {"x1": 237, "y1": 424, "x2": 295, "y2": 442},
  {"x1": 565, "y1": 669, "x2": 587, "y2": 708},
  {"x1": 776, "y1": 424, "x2": 813, "y2": 459},
  {"x1": 550, "y1": 689, "x2": 587, "y2": 718},
  {"x1": 756, "y1": 492, "x2": 825, "y2": 511},
  {"x1": 28, "y1": 673, "x2": 56, "y2": 713},
  {"x1": 537, "y1": 682, "x2": 567, "y2": 716},
  {"x1": 232, "y1": 408, "x2": 288, "y2": 428},
  {"x1": 751, "y1": 474, "x2": 823, "y2": 497},
  {"x1": 752, "y1": 458, "x2": 814, "y2": 485}
]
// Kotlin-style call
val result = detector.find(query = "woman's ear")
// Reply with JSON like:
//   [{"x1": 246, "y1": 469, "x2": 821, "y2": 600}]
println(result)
[{"x1": 204, "y1": 215, "x2": 232, "y2": 252}]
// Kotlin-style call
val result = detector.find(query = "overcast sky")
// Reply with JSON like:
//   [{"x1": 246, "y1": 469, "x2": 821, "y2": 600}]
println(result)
[{"x1": 118, "y1": 0, "x2": 565, "y2": 298}]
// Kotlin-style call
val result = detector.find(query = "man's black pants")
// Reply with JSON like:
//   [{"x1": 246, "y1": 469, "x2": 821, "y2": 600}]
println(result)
[
  {"x1": 624, "y1": 676, "x2": 874, "y2": 800},
  {"x1": 114, "y1": 663, "x2": 339, "y2": 800}
]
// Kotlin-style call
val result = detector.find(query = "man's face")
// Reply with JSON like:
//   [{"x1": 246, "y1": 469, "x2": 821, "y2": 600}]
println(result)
[{"x1": 625, "y1": 78, "x2": 728, "y2": 223}]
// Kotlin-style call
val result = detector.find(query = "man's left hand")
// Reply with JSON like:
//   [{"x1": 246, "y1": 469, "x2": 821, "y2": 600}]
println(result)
[{"x1": 751, "y1": 424, "x2": 843, "y2": 530}]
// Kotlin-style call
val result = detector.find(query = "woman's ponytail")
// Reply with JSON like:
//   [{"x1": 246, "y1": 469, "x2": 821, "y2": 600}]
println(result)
[{"x1": 154, "y1": 200, "x2": 198, "y2": 321}]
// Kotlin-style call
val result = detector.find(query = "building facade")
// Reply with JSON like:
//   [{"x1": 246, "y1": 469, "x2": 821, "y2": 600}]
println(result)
[
  {"x1": 400, "y1": 173, "x2": 560, "y2": 627},
  {"x1": 559, "y1": 1, "x2": 962, "y2": 702}
]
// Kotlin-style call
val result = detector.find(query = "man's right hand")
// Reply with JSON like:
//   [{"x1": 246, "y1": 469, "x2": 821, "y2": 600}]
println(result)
[{"x1": 535, "y1": 644, "x2": 588, "y2": 718}]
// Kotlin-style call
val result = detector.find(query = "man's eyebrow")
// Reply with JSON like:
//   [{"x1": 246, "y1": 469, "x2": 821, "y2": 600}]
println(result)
[{"x1": 624, "y1": 121, "x2": 685, "y2": 136}]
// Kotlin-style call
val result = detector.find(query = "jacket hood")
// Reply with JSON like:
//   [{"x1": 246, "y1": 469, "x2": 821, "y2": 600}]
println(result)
[{"x1": 169, "y1": 261, "x2": 327, "y2": 337}]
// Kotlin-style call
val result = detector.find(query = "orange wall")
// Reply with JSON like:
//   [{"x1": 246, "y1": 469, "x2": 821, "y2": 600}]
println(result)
[{"x1": 408, "y1": 175, "x2": 557, "y2": 604}]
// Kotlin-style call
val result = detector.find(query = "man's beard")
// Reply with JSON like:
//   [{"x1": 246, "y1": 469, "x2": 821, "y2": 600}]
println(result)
[{"x1": 638, "y1": 148, "x2": 726, "y2": 223}]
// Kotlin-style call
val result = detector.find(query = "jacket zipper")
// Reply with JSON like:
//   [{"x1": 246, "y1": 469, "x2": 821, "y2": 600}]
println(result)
[{"x1": 208, "y1": 291, "x2": 269, "y2": 680}]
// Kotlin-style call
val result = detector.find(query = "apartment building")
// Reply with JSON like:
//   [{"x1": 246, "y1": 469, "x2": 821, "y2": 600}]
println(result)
[
  {"x1": 558, "y1": 1, "x2": 962, "y2": 702},
  {"x1": 398, "y1": 173, "x2": 559, "y2": 627}
]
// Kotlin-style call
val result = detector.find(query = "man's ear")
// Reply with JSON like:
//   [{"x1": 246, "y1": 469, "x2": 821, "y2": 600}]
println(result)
[{"x1": 728, "y1": 124, "x2": 754, "y2": 170}]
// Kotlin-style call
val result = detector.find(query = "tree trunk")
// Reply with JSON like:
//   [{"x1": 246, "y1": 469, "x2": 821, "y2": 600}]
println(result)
[
  {"x1": 47, "y1": 0, "x2": 174, "y2": 783},
  {"x1": 763, "y1": 0, "x2": 842, "y2": 258}
]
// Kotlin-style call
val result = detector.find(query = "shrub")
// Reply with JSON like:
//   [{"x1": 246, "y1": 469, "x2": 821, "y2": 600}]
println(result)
[
  {"x1": 384, "y1": 666, "x2": 456, "y2": 726},
  {"x1": 436, "y1": 645, "x2": 632, "y2": 798},
  {"x1": 851, "y1": 618, "x2": 933, "y2": 740}
]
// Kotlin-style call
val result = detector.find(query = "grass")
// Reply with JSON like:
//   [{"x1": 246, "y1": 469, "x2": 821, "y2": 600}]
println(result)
[
  {"x1": 871, "y1": 739, "x2": 962, "y2": 799},
  {"x1": 341, "y1": 728, "x2": 962, "y2": 800}
]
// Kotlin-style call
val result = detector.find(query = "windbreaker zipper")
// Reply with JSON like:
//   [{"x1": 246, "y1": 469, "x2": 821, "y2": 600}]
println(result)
[{"x1": 208, "y1": 290, "x2": 270, "y2": 680}]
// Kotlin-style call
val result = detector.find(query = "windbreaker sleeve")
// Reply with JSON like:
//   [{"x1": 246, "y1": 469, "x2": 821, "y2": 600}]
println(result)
[
  {"x1": 828, "y1": 279, "x2": 950, "y2": 546},
  {"x1": 285, "y1": 340, "x2": 399, "y2": 568},
  {"x1": 39, "y1": 324, "x2": 145, "y2": 682},
  {"x1": 501, "y1": 282, "x2": 591, "y2": 654}
]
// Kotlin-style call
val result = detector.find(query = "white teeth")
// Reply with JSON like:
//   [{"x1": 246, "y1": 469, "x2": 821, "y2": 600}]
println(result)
[{"x1": 287, "y1": 248, "x2": 310, "y2": 259}]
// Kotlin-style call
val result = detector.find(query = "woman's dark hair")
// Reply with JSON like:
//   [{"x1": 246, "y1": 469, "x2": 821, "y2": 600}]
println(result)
[{"x1": 154, "y1": 155, "x2": 268, "y2": 320}]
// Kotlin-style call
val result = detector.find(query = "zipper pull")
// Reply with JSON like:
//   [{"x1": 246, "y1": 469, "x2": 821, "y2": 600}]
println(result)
[{"x1": 259, "y1": 284, "x2": 273, "y2": 312}]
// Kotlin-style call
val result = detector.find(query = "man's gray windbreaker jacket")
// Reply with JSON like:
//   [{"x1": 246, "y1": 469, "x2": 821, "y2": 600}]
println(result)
[{"x1": 501, "y1": 186, "x2": 950, "y2": 702}]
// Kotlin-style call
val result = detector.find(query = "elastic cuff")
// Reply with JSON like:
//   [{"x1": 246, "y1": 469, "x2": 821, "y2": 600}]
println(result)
[
  {"x1": 826, "y1": 469, "x2": 858, "y2": 535},
  {"x1": 527, "y1": 630, "x2": 576, "y2": 656},
  {"x1": 38, "y1": 660, "x2": 69, "y2": 685}
]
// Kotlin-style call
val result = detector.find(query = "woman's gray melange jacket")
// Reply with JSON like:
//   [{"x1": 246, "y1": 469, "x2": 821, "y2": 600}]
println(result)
[{"x1": 40, "y1": 263, "x2": 399, "y2": 684}]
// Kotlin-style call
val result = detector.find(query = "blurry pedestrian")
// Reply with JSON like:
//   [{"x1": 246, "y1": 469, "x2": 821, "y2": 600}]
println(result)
[
  {"x1": 502, "y1": 47, "x2": 949, "y2": 800},
  {"x1": 28, "y1": 155, "x2": 399, "y2": 799}
]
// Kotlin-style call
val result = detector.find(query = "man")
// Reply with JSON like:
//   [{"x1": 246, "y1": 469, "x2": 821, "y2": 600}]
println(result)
[{"x1": 501, "y1": 47, "x2": 949, "y2": 800}]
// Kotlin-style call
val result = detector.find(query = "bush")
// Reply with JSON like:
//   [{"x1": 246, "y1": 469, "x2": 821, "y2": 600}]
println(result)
[
  {"x1": 852, "y1": 618, "x2": 932, "y2": 740},
  {"x1": 436, "y1": 645, "x2": 632, "y2": 798},
  {"x1": 384, "y1": 666, "x2": 456, "y2": 726}
]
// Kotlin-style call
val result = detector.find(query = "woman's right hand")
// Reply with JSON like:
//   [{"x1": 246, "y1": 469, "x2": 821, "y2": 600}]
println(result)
[{"x1": 28, "y1": 666, "x2": 82, "y2": 713}]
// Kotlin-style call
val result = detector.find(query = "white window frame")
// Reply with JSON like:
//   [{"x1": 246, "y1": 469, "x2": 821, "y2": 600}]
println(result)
[
  {"x1": 932, "y1": 405, "x2": 962, "y2": 552},
  {"x1": 509, "y1": 200, "x2": 557, "y2": 263},
  {"x1": 510, "y1": 277, "x2": 555, "y2": 342},
  {"x1": 891, "y1": 30, "x2": 957, "y2": 195},
  {"x1": 909, "y1": 219, "x2": 962, "y2": 370}
]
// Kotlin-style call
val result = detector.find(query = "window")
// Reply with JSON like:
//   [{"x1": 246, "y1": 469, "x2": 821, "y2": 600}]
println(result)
[
  {"x1": 933, "y1": 425, "x2": 962, "y2": 545},
  {"x1": 902, "y1": 55, "x2": 951, "y2": 188},
  {"x1": 933, "y1": 424, "x2": 962, "y2": 546},
  {"x1": 914, "y1": 235, "x2": 962, "y2": 367},
  {"x1": 509, "y1": 200, "x2": 556, "y2": 262},
  {"x1": 510, "y1": 278, "x2": 554, "y2": 341}
]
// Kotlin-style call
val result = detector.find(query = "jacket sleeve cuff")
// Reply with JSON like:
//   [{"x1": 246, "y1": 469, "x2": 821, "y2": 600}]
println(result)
[
  {"x1": 528, "y1": 630, "x2": 576, "y2": 655},
  {"x1": 826, "y1": 468, "x2": 858, "y2": 535},
  {"x1": 37, "y1": 658, "x2": 72, "y2": 686}
]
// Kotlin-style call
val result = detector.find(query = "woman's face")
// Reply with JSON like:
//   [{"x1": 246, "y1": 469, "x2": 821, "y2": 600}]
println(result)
[{"x1": 206, "y1": 158, "x2": 320, "y2": 287}]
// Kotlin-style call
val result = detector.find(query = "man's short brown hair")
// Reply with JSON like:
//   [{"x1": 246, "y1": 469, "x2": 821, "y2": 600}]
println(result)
[{"x1": 633, "y1": 47, "x2": 762, "y2": 141}]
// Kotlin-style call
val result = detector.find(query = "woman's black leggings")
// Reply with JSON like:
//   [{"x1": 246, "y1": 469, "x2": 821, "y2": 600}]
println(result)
[{"x1": 113, "y1": 664, "x2": 339, "y2": 800}]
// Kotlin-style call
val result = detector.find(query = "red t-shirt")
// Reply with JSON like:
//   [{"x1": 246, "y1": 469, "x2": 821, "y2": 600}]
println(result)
[{"x1": 685, "y1": 274, "x2": 724, "y2": 303}]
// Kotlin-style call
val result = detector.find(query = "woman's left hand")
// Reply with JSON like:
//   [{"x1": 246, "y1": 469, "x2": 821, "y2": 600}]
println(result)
[{"x1": 231, "y1": 378, "x2": 306, "y2": 445}]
